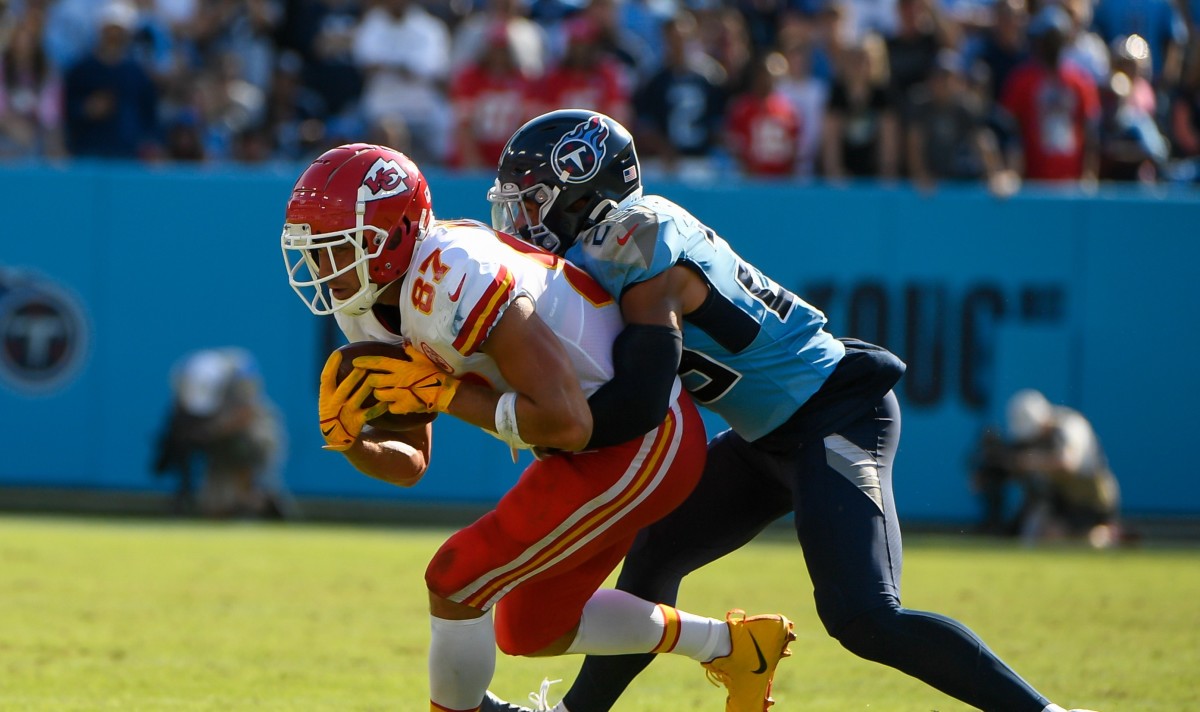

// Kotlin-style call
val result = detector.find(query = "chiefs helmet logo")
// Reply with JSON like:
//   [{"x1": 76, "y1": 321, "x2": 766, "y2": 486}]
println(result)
[
  {"x1": 358, "y1": 158, "x2": 410, "y2": 202},
  {"x1": 551, "y1": 117, "x2": 609, "y2": 184}
]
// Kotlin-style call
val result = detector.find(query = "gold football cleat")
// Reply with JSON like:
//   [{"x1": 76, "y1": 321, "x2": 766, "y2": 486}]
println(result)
[{"x1": 702, "y1": 610, "x2": 796, "y2": 712}]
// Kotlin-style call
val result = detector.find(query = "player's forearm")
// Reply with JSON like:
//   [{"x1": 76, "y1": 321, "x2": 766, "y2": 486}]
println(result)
[
  {"x1": 448, "y1": 381, "x2": 591, "y2": 451},
  {"x1": 585, "y1": 324, "x2": 681, "y2": 449},
  {"x1": 342, "y1": 426, "x2": 431, "y2": 488}
]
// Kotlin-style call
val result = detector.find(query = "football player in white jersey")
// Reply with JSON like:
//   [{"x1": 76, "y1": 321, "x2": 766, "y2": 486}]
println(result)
[{"x1": 280, "y1": 144, "x2": 795, "y2": 712}]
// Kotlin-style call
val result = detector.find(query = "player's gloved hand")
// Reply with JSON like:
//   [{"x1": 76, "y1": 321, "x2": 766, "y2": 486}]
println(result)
[
  {"x1": 319, "y1": 350, "x2": 390, "y2": 451},
  {"x1": 356, "y1": 350, "x2": 460, "y2": 414}
]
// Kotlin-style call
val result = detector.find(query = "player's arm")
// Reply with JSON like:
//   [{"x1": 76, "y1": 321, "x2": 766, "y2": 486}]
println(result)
[
  {"x1": 318, "y1": 351, "x2": 433, "y2": 487},
  {"x1": 340, "y1": 424, "x2": 433, "y2": 488},
  {"x1": 584, "y1": 264, "x2": 708, "y2": 449},
  {"x1": 448, "y1": 295, "x2": 593, "y2": 451}
]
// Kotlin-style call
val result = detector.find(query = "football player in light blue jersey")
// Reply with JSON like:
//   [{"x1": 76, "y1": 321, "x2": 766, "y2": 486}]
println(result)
[{"x1": 482, "y1": 110, "x2": 1097, "y2": 712}]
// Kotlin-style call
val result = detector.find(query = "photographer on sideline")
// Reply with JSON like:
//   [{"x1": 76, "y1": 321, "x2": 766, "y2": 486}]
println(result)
[
  {"x1": 1003, "y1": 389, "x2": 1122, "y2": 548},
  {"x1": 152, "y1": 347, "x2": 292, "y2": 519}
]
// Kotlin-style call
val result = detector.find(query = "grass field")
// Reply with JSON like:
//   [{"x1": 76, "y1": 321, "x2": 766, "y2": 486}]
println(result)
[{"x1": 1, "y1": 515, "x2": 1197, "y2": 711}]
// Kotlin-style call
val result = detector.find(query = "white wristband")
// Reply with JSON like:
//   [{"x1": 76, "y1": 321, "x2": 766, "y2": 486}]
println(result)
[{"x1": 494, "y1": 391, "x2": 531, "y2": 450}]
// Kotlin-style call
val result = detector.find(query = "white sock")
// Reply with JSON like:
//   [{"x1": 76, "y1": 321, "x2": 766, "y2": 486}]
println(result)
[
  {"x1": 429, "y1": 613, "x2": 495, "y2": 711},
  {"x1": 564, "y1": 589, "x2": 731, "y2": 662},
  {"x1": 1042, "y1": 705, "x2": 1068, "y2": 712}
]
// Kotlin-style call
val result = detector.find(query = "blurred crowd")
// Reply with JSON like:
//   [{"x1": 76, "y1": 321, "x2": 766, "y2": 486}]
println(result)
[{"x1": 2, "y1": 0, "x2": 1198, "y2": 188}]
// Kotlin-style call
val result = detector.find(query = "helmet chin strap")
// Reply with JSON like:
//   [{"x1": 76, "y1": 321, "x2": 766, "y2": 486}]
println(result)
[{"x1": 332, "y1": 282, "x2": 380, "y2": 317}]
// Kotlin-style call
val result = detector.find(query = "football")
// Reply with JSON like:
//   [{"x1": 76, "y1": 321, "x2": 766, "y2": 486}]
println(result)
[{"x1": 334, "y1": 341, "x2": 438, "y2": 431}]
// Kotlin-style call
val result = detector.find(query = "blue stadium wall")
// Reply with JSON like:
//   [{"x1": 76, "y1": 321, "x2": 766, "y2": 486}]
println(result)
[{"x1": 1, "y1": 163, "x2": 1197, "y2": 523}]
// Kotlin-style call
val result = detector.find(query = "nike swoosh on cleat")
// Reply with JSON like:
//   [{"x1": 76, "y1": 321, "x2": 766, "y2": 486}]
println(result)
[
  {"x1": 748, "y1": 632, "x2": 769, "y2": 674},
  {"x1": 321, "y1": 425, "x2": 336, "y2": 436}
]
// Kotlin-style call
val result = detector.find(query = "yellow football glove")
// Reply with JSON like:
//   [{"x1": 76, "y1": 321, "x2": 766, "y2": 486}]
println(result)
[
  {"x1": 319, "y1": 350, "x2": 390, "y2": 451},
  {"x1": 356, "y1": 350, "x2": 460, "y2": 414}
]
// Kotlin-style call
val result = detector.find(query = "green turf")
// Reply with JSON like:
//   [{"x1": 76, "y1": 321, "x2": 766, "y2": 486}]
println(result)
[{"x1": 1, "y1": 515, "x2": 1196, "y2": 711}]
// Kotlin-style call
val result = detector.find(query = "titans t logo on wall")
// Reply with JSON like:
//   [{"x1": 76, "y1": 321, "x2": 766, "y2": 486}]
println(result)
[
  {"x1": 0, "y1": 268, "x2": 90, "y2": 395},
  {"x1": 551, "y1": 117, "x2": 610, "y2": 184}
]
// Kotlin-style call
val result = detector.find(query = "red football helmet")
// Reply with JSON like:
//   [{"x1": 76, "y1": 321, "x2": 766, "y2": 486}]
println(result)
[{"x1": 281, "y1": 143, "x2": 433, "y2": 316}]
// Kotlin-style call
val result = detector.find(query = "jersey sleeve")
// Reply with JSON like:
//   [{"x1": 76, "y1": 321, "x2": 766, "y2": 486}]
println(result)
[
  {"x1": 442, "y1": 242, "x2": 520, "y2": 357},
  {"x1": 571, "y1": 204, "x2": 682, "y2": 300}
]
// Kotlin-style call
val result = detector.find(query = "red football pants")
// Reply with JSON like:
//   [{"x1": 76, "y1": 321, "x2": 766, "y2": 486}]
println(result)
[{"x1": 425, "y1": 389, "x2": 706, "y2": 655}]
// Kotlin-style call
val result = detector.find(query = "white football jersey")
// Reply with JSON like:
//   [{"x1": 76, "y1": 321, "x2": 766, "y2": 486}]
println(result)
[{"x1": 335, "y1": 219, "x2": 623, "y2": 396}]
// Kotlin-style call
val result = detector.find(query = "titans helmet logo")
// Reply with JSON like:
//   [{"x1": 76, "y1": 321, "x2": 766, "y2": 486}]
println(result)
[{"x1": 551, "y1": 117, "x2": 609, "y2": 184}]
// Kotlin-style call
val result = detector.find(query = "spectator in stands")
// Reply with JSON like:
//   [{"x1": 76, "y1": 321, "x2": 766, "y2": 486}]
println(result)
[
  {"x1": 1168, "y1": 43, "x2": 1200, "y2": 170},
  {"x1": 43, "y1": 0, "x2": 103, "y2": 72},
  {"x1": 63, "y1": 1, "x2": 160, "y2": 159},
  {"x1": 938, "y1": 0, "x2": 993, "y2": 34},
  {"x1": 192, "y1": 50, "x2": 267, "y2": 161},
  {"x1": 1000, "y1": 5, "x2": 1100, "y2": 183},
  {"x1": 153, "y1": 347, "x2": 291, "y2": 519},
  {"x1": 697, "y1": 4, "x2": 755, "y2": 95},
  {"x1": 905, "y1": 49, "x2": 1018, "y2": 194},
  {"x1": 735, "y1": 0, "x2": 791, "y2": 52},
  {"x1": 966, "y1": 59, "x2": 1023, "y2": 182},
  {"x1": 162, "y1": 107, "x2": 205, "y2": 161},
  {"x1": 887, "y1": 0, "x2": 959, "y2": 178},
  {"x1": 526, "y1": 0, "x2": 582, "y2": 27},
  {"x1": 1060, "y1": 0, "x2": 1111, "y2": 86},
  {"x1": 631, "y1": 10, "x2": 728, "y2": 178},
  {"x1": 447, "y1": 20, "x2": 535, "y2": 170},
  {"x1": 451, "y1": 0, "x2": 547, "y2": 79},
  {"x1": 537, "y1": 15, "x2": 630, "y2": 124},
  {"x1": 822, "y1": 33, "x2": 900, "y2": 180},
  {"x1": 725, "y1": 50, "x2": 803, "y2": 176},
  {"x1": 280, "y1": 0, "x2": 365, "y2": 124},
  {"x1": 776, "y1": 23, "x2": 830, "y2": 177},
  {"x1": 1098, "y1": 33, "x2": 1170, "y2": 181},
  {"x1": 885, "y1": 0, "x2": 959, "y2": 117},
  {"x1": 0, "y1": 0, "x2": 64, "y2": 158},
  {"x1": 618, "y1": 0, "x2": 678, "y2": 72},
  {"x1": 264, "y1": 50, "x2": 331, "y2": 161},
  {"x1": 1003, "y1": 388, "x2": 1122, "y2": 548},
  {"x1": 190, "y1": 0, "x2": 282, "y2": 91},
  {"x1": 353, "y1": 0, "x2": 451, "y2": 165},
  {"x1": 578, "y1": 0, "x2": 656, "y2": 90},
  {"x1": 962, "y1": 0, "x2": 1028, "y2": 103},
  {"x1": 1091, "y1": 0, "x2": 1188, "y2": 91},
  {"x1": 841, "y1": 0, "x2": 899, "y2": 41}
]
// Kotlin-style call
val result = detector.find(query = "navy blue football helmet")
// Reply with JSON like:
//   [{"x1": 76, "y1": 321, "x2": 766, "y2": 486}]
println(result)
[{"x1": 488, "y1": 109, "x2": 641, "y2": 254}]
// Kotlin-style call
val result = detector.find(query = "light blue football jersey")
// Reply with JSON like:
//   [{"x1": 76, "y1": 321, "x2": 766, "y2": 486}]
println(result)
[{"x1": 567, "y1": 195, "x2": 845, "y2": 441}]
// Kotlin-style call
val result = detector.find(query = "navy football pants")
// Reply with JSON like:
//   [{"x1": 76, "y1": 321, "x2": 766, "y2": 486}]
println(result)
[{"x1": 561, "y1": 392, "x2": 1052, "y2": 712}]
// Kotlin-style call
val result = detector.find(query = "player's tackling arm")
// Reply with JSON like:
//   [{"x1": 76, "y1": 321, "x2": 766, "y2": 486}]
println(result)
[
  {"x1": 448, "y1": 295, "x2": 593, "y2": 451},
  {"x1": 583, "y1": 264, "x2": 708, "y2": 449}
]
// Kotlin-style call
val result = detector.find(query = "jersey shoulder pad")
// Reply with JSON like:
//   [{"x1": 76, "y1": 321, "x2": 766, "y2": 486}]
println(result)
[{"x1": 578, "y1": 203, "x2": 677, "y2": 275}]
